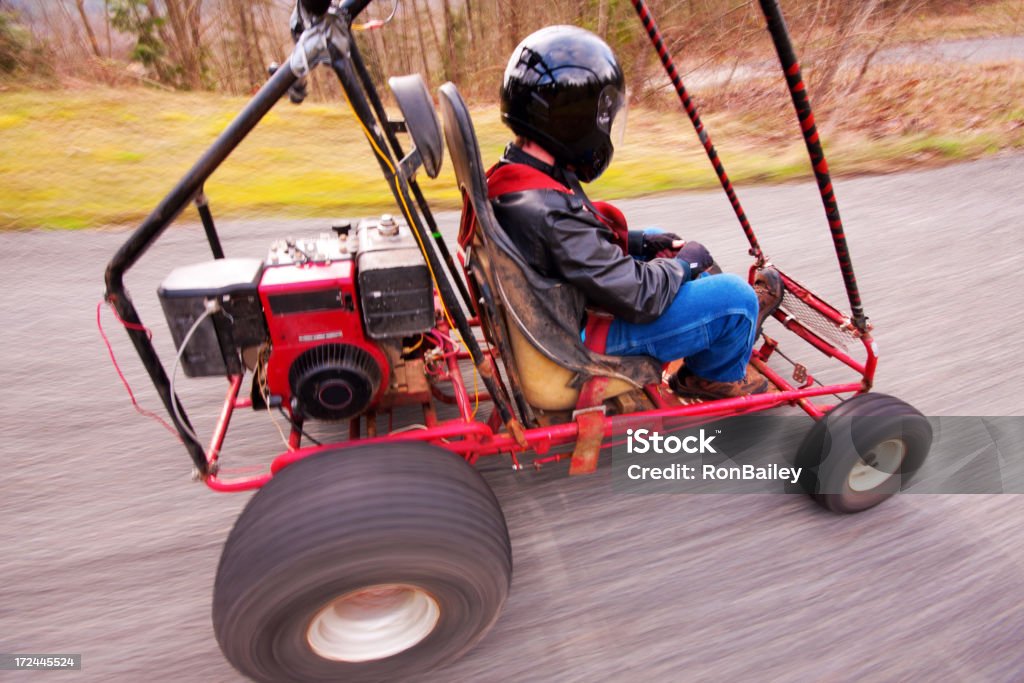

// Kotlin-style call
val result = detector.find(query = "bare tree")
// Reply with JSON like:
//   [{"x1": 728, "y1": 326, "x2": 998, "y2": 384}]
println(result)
[
  {"x1": 160, "y1": 0, "x2": 205, "y2": 88},
  {"x1": 497, "y1": 0, "x2": 519, "y2": 58},
  {"x1": 441, "y1": 0, "x2": 459, "y2": 83},
  {"x1": 846, "y1": 0, "x2": 922, "y2": 96},
  {"x1": 103, "y1": 0, "x2": 112, "y2": 56},
  {"x1": 421, "y1": 0, "x2": 446, "y2": 80},
  {"x1": 232, "y1": 0, "x2": 264, "y2": 88},
  {"x1": 410, "y1": 0, "x2": 431, "y2": 79},
  {"x1": 814, "y1": 0, "x2": 881, "y2": 97},
  {"x1": 73, "y1": 0, "x2": 102, "y2": 57},
  {"x1": 6, "y1": 0, "x2": 986, "y2": 108},
  {"x1": 464, "y1": 0, "x2": 476, "y2": 52}
]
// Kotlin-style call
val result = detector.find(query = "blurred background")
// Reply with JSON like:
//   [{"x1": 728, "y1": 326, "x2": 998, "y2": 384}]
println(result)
[
  {"x1": 1, "y1": 3, "x2": 1023, "y2": 681},
  {"x1": 0, "y1": 0, "x2": 1021, "y2": 230}
]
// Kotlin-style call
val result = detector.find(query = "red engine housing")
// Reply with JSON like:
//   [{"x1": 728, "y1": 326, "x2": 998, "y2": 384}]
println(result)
[{"x1": 258, "y1": 259, "x2": 389, "y2": 421}]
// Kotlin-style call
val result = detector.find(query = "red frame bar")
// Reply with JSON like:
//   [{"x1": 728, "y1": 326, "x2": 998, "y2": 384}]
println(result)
[
  {"x1": 206, "y1": 374, "x2": 244, "y2": 469},
  {"x1": 202, "y1": 377, "x2": 863, "y2": 492},
  {"x1": 201, "y1": 262, "x2": 876, "y2": 493},
  {"x1": 751, "y1": 266, "x2": 877, "y2": 382}
]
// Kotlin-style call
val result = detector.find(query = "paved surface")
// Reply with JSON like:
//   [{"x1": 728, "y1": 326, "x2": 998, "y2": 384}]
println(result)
[
  {"x1": 688, "y1": 35, "x2": 1024, "y2": 88},
  {"x1": 1, "y1": 154, "x2": 1022, "y2": 681}
]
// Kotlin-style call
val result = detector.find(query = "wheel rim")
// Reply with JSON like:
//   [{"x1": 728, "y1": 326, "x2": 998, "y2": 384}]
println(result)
[
  {"x1": 847, "y1": 438, "x2": 906, "y2": 492},
  {"x1": 307, "y1": 584, "x2": 441, "y2": 662}
]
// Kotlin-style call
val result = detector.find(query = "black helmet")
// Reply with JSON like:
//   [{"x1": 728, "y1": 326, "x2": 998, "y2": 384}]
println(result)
[{"x1": 501, "y1": 25, "x2": 626, "y2": 182}]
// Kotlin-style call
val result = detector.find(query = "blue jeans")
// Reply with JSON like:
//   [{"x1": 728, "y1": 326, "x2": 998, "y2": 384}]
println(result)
[{"x1": 605, "y1": 272, "x2": 758, "y2": 382}]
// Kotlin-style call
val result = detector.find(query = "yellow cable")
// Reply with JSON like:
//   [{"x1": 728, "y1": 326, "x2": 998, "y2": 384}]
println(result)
[
  {"x1": 402, "y1": 334, "x2": 425, "y2": 355},
  {"x1": 343, "y1": 93, "x2": 456, "y2": 330},
  {"x1": 343, "y1": 93, "x2": 483, "y2": 421},
  {"x1": 471, "y1": 356, "x2": 479, "y2": 420}
]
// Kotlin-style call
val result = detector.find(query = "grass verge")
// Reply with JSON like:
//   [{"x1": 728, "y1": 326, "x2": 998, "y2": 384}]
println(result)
[{"x1": 0, "y1": 57, "x2": 1022, "y2": 230}]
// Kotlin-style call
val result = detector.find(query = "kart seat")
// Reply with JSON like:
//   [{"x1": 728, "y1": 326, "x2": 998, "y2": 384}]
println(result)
[{"x1": 437, "y1": 82, "x2": 661, "y2": 415}]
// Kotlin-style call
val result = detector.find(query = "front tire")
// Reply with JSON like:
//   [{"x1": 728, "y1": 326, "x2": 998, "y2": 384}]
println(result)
[
  {"x1": 212, "y1": 442, "x2": 512, "y2": 683},
  {"x1": 795, "y1": 393, "x2": 932, "y2": 514}
]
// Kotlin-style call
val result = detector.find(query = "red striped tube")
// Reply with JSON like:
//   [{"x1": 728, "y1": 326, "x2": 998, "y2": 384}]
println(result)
[
  {"x1": 630, "y1": 0, "x2": 763, "y2": 262},
  {"x1": 759, "y1": 0, "x2": 867, "y2": 331}
]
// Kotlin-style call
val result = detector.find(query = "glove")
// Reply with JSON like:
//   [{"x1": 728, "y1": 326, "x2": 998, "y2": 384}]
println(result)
[
  {"x1": 676, "y1": 241, "x2": 714, "y2": 279},
  {"x1": 640, "y1": 231, "x2": 684, "y2": 260}
]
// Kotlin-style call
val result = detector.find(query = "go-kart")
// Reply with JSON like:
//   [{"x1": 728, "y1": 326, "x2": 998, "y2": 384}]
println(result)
[{"x1": 102, "y1": 0, "x2": 933, "y2": 680}]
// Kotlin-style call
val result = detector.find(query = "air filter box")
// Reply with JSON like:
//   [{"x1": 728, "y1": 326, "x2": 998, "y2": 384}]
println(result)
[
  {"x1": 158, "y1": 258, "x2": 267, "y2": 377},
  {"x1": 356, "y1": 215, "x2": 434, "y2": 339}
]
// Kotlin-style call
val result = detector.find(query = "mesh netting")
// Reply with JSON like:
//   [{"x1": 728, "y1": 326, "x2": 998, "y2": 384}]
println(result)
[{"x1": 778, "y1": 288, "x2": 857, "y2": 351}]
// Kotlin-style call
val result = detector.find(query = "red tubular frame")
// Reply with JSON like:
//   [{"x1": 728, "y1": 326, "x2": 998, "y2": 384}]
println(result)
[
  {"x1": 201, "y1": 258, "x2": 877, "y2": 493},
  {"x1": 206, "y1": 374, "x2": 244, "y2": 470},
  {"x1": 202, "y1": 305, "x2": 871, "y2": 492},
  {"x1": 204, "y1": 384, "x2": 865, "y2": 491},
  {"x1": 755, "y1": 266, "x2": 876, "y2": 377}
]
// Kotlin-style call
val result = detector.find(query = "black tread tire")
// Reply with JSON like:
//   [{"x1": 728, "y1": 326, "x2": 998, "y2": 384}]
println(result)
[
  {"x1": 795, "y1": 393, "x2": 932, "y2": 514},
  {"x1": 212, "y1": 442, "x2": 512, "y2": 683}
]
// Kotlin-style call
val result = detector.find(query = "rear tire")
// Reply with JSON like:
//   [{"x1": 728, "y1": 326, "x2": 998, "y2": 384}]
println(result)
[
  {"x1": 212, "y1": 442, "x2": 512, "y2": 683},
  {"x1": 795, "y1": 393, "x2": 932, "y2": 514}
]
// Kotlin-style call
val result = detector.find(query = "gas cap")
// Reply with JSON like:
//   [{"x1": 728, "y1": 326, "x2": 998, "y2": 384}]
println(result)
[{"x1": 377, "y1": 214, "x2": 399, "y2": 237}]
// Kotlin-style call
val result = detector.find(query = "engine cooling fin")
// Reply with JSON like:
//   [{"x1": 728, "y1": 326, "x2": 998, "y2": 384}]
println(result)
[{"x1": 288, "y1": 343, "x2": 382, "y2": 421}]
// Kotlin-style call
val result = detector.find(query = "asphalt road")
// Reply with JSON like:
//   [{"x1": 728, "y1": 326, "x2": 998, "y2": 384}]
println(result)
[
  {"x1": 1, "y1": 153, "x2": 1022, "y2": 681},
  {"x1": 688, "y1": 34, "x2": 1024, "y2": 88}
]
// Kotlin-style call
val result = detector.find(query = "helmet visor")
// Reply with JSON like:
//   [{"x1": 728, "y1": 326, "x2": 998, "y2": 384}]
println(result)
[{"x1": 596, "y1": 85, "x2": 627, "y2": 150}]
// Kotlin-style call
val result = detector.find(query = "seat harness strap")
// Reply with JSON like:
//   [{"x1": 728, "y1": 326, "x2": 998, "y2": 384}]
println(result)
[{"x1": 478, "y1": 162, "x2": 631, "y2": 354}]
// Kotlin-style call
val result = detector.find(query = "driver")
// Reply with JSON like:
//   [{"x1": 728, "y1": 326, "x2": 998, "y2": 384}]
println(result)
[{"x1": 489, "y1": 25, "x2": 783, "y2": 399}]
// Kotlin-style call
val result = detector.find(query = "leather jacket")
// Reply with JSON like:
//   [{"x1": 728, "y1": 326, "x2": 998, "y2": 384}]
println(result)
[{"x1": 489, "y1": 145, "x2": 686, "y2": 325}]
